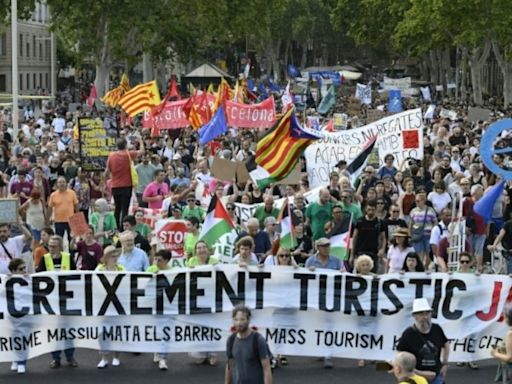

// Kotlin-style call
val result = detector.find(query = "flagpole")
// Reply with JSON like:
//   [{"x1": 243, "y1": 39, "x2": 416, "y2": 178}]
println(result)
[{"x1": 11, "y1": 0, "x2": 19, "y2": 138}]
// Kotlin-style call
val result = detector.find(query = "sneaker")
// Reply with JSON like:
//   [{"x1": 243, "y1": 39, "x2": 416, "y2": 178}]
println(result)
[
  {"x1": 456, "y1": 362, "x2": 465, "y2": 367},
  {"x1": 10, "y1": 362, "x2": 18, "y2": 371},
  {"x1": 17, "y1": 365, "x2": 26, "y2": 374},
  {"x1": 50, "y1": 360, "x2": 61, "y2": 369},
  {"x1": 97, "y1": 359, "x2": 108, "y2": 369},
  {"x1": 468, "y1": 362, "x2": 479, "y2": 370},
  {"x1": 208, "y1": 356, "x2": 217, "y2": 366},
  {"x1": 153, "y1": 353, "x2": 160, "y2": 363},
  {"x1": 159, "y1": 359, "x2": 168, "y2": 371},
  {"x1": 68, "y1": 359, "x2": 78, "y2": 368},
  {"x1": 112, "y1": 358, "x2": 120, "y2": 367},
  {"x1": 324, "y1": 358, "x2": 333, "y2": 369}
]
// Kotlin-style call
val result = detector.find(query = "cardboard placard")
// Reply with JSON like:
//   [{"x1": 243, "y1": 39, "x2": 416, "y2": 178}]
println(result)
[
  {"x1": 211, "y1": 157, "x2": 237, "y2": 182},
  {"x1": 468, "y1": 107, "x2": 492, "y2": 123},
  {"x1": 68, "y1": 212, "x2": 89, "y2": 236},
  {"x1": 0, "y1": 199, "x2": 18, "y2": 224},
  {"x1": 277, "y1": 164, "x2": 301, "y2": 185},
  {"x1": 235, "y1": 161, "x2": 251, "y2": 184}
]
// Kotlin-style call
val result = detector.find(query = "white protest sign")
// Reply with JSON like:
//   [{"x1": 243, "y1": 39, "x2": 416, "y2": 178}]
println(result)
[
  {"x1": 424, "y1": 104, "x2": 436, "y2": 119},
  {"x1": 383, "y1": 77, "x2": 411, "y2": 91},
  {"x1": 440, "y1": 108, "x2": 458, "y2": 121},
  {"x1": 355, "y1": 83, "x2": 372, "y2": 105},
  {"x1": 435, "y1": 85, "x2": 444, "y2": 91},
  {"x1": 421, "y1": 86, "x2": 431, "y2": 101},
  {"x1": 305, "y1": 108, "x2": 424, "y2": 188},
  {"x1": 0, "y1": 269, "x2": 509, "y2": 362}
]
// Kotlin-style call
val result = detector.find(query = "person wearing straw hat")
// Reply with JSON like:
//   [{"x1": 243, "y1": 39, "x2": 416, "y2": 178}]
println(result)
[
  {"x1": 397, "y1": 298, "x2": 450, "y2": 384},
  {"x1": 387, "y1": 228, "x2": 415, "y2": 273}
]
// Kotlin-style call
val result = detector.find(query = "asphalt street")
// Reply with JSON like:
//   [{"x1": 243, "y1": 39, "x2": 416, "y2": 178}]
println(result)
[{"x1": 0, "y1": 350, "x2": 500, "y2": 383}]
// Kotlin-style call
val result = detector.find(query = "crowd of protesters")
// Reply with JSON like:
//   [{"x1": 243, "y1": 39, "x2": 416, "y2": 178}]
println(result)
[{"x1": 0, "y1": 80, "x2": 511, "y2": 380}]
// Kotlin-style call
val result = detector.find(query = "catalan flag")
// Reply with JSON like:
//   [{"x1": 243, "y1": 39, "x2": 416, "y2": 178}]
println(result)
[
  {"x1": 118, "y1": 80, "x2": 161, "y2": 117},
  {"x1": 247, "y1": 108, "x2": 322, "y2": 189},
  {"x1": 101, "y1": 74, "x2": 130, "y2": 107},
  {"x1": 212, "y1": 78, "x2": 232, "y2": 114},
  {"x1": 183, "y1": 91, "x2": 211, "y2": 130}
]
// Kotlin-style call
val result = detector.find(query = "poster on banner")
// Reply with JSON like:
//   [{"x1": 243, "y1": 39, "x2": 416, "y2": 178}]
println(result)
[
  {"x1": 0, "y1": 269, "x2": 509, "y2": 362},
  {"x1": 383, "y1": 77, "x2": 411, "y2": 91},
  {"x1": 78, "y1": 117, "x2": 118, "y2": 171},
  {"x1": 154, "y1": 219, "x2": 187, "y2": 265},
  {"x1": 305, "y1": 108, "x2": 424, "y2": 188}
]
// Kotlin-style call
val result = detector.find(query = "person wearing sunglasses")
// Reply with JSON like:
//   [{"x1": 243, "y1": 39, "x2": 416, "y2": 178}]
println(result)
[
  {"x1": 7, "y1": 258, "x2": 28, "y2": 374},
  {"x1": 263, "y1": 247, "x2": 297, "y2": 267}
]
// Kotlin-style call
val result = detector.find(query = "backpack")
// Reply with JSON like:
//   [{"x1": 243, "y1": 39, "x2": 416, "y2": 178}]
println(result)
[{"x1": 226, "y1": 331, "x2": 275, "y2": 369}]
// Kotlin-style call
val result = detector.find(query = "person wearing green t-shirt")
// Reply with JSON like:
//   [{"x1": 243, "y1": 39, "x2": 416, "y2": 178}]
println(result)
[
  {"x1": 253, "y1": 196, "x2": 279, "y2": 229},
  {"x1": 305, "y1": 188, "x2": 334, "y2": 240},
  {"x1": 146, "y1": 249, "x2": 172, "y2": 273},
  {"x1": 186, "y1": 240, "x2": 219, "y2": 267},
  {"x1": 182, "y1": 194, "x2": 205, "y2": 221},
  {"x1": 184, "y1": 216, "x2": 200, "y2": 259},
  {"x1": 338, "y1": 189, "x2": 363, "y2": 222},
  {"x1": 134, "y1": 209, "x2": 151, "y2": 240}
]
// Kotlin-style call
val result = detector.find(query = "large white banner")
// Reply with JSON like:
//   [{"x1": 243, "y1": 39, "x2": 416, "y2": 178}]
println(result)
[
  {"x1": 305, "y1": 108, "x2": 424, "y2": 188},
  {"x1": 0, "y1": 267, "x2": 508, "y2": 362},
  {"x1": 383, "y1": 77, "x2": 412, "y2": 91}
]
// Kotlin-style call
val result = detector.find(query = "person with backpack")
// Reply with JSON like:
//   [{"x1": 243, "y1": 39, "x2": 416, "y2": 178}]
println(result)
[{"x1": 225, "y1": 305, "x2": 272, "y2": 384}]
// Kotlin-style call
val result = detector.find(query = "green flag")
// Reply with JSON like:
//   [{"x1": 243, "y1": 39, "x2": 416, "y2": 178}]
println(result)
[{"x1": 317, "y1": 85, "x2": 336, "y2": 114}]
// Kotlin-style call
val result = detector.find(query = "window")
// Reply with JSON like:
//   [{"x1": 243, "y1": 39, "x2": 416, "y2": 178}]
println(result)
[
  {"x1": 39, "y1": 73, "x2": 42, "y2": 88},
  {"x1": 0, "y1": 75, "x2": 6, "y2": 92},
  {"x1": 0, "y1": 34, "x2": 6, "y2": 56},
  {"x1": 33, "y1": 73, "x2": 36, "y2": 88},
  {"x1": 26, "y1": 42, "x2": 30, "y2": 58},
  {"x1": 26, "y1": 73, "x2": 30, "y2": 90},
  {"x1": 39, "y1": 43, "x2": 43, "y2": 58},
  {"x1": 19, "y1": 34, "x2": 23, "y2": 57},
  {"x1": 33, "y1": 36, "x2": 36, "y2": 57},
  {"x1": 19, "y1": 74, "x2": 23, "y2": 90},
  {"x1": 45, "y1": 73, "x2": 48, "y2": 89}
]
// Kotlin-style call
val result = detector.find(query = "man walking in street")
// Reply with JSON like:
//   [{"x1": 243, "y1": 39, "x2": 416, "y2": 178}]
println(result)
[
  {"x1": 397, "y1": 298, "x2": 450, "y2": 384},
  {"x1": 225, "y1": 305, "x2": 272, "y2": 384}
]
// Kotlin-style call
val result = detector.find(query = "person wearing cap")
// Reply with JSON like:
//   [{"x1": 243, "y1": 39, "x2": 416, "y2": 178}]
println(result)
[
  {"x1": 387, "y1": 228, "x2": 415, "y2": 273},
  {"x1": 392, "y1": 351, "x2": 428, "y2": 384},
  {"x1": 397, "y1": 298, "x2": 449, "y2": 384},
  {"x1": 306, "y1": 237, "x2": 342, "y2": 369}
]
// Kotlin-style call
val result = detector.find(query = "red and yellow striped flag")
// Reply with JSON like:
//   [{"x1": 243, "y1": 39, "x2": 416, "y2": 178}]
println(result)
[
  {"x1": 250, "y1": 108, "x2": 321, "y2": 189},
  {"x1": 101, "y1": 74, "x2": 130, "y2": 107},
  {"x1": 118, "y1": 80, "x2": 161, "y2": 117}
]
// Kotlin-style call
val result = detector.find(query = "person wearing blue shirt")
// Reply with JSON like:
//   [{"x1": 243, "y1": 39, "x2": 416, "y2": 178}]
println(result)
[
  {"x1": 377, "y1": 154, "x2": 398, "y2": 179},
  {"x1": 305, "y1": 237, "x2": 342, "y2": 271},
  {"x1": 118, "y1": 231, "x2": 149, "y2": 271}
]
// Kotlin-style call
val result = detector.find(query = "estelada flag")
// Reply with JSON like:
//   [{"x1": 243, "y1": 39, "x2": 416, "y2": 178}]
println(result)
[{"x1": 118, "y1": 80, "x2": 161, "y2": 117}]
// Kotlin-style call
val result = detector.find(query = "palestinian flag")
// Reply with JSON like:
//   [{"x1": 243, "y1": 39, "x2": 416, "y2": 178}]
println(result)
[
  {"x1": 247, "y1": 107, "x2": 321, "y2": 189},
  {"x1": 330, "y1": 212, "x2": 352, "y2": 261},
  {"x1": 346, "y1": 135, "x2": 378, "y2": 183},
  {"x1": 278, "y1": 199, "x2": 296, "y2": 250},
  {"x1": 198, "y1": 195, "x2": 235, "y2": 247}
]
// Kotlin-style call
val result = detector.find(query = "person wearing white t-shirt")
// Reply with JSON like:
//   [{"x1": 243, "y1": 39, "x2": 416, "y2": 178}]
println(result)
[
  {"x1": 51, "y1": 115, "x2": 66, "y2": 136},
  {"x1": 0, "y1": 222, "x2": 32, "y2": 274},
  {"x1": 430, "y1": 208, "x2": 452, "y2": 270}
]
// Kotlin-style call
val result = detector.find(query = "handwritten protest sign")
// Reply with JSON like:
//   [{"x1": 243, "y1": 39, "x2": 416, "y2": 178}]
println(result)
[
  {"x1": 78, "y1": 117, "x2": 118, "y2": 171},
  {"x1": 305, "y1": 108, "x2": 424, "y2": 188},
  {"x1": 68, "y1": 212, "x2": 89, "y2": 236}
]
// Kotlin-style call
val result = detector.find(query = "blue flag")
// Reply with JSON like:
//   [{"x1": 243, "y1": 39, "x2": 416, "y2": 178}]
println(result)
[
  {"x1": 258, "y1": 83, "x2": 269, "y2": 99},
  {"x1": 474, "y1": 180, "x2": 506, "y2": 223},
  {"x1": 388, "y1": 90, "x2": 402, "y2": 113},
  {"x1": 247, "y1": 79, "x2": 255, "y2": 92},
  {"x1": 268, "y1": 79, "x2": 281, "y2": 93},
  {"x1": 198, "y1": 106, "x2": 227, "y2": 146},
  {"x1": 287, "y1": 64, "x2": 300, "y2": 78}
]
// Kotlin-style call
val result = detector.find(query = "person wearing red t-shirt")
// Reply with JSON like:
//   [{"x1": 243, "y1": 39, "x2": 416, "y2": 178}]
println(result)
[
  {"x1": 463, "y1": 185, "x2": 486, "y2": 271},
  {"x1": 105, "y1": 137, "x2": 144, "y2": 227}
]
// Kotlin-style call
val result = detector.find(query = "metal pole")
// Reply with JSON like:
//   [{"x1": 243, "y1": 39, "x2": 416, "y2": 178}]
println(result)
[
  {"x1": 50, "y1": 31, "x2": 55, "y2": 97},
  {"x1": 11, "y1": 0, "x2": 18, "y2": 138}
]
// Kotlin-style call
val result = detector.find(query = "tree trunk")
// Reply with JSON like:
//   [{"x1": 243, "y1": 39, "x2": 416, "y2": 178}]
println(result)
[
  {"x1": 460, "y1": 47, "x2": 468, "y2": 101},
  {"x1": 492, "y1": 40, "x2": 512, "y2": 108},
  {"x1": 93, "y1": 17, "x2": 112, "y2": 98},
  {"x1": 266, "y1": 39, "x2": 281, "y2": 82},
  {"x1": 428, "y1": 50, "x2": 439, "y2": 86},
  {"x1": 468, "y1": 41, "x2": 491, "y2": 106},
  {"x1": 142, "y1": 52, "x2": 154, "y2": 83},
  {"x1": 300, "y1": 41, "x2": 307, "y2": 69},
  {"x1": 283, "y1": 39, "x2": 290, "y2": 68}
]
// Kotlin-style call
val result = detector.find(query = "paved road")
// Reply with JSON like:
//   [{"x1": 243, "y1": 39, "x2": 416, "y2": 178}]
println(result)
[{"x1": 0, "y1": 350, "x2": 499, "y2": 383}]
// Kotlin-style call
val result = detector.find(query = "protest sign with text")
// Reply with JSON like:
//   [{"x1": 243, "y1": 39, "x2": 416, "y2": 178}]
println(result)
[
  {"x1": 78, "y1": 117, "x2": 118, "y2": 171},
  {"x1": 305, "y1": 108, "x2": 424, "y2": 188},
  {"x1": 0, "y1": 268, "x2": 508, "y2": 362}
]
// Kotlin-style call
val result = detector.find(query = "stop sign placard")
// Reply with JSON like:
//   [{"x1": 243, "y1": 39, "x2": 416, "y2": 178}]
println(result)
[{"x1": 155, "y1": 219, "x2": 188, "y2": 258}]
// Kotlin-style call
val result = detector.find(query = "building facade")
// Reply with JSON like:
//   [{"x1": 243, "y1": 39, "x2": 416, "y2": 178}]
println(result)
[{"x1": 0, "y1": 1, "x2": 55, "y2": 94}]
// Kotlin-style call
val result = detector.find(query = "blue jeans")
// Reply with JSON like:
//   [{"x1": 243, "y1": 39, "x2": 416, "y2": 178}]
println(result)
[
  {"x1": 412, "y1": 234, "x2": 430, "y2": 255},
  {"x1": 431, "y1": 374, "x2": 444, "y2": 384},
  {"x1": 51, "y1": 348, "x2": 74, "y2": 362},
  {"x1": 54, "y1": 222, "x2": 71, "y2": 243}
]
